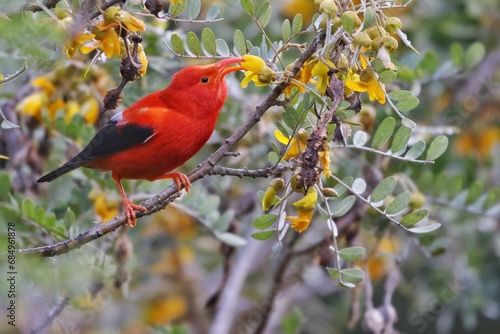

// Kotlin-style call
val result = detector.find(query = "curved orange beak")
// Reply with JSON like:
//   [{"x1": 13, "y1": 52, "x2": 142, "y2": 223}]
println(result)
[{"x1": 217, "y1": 57, "x2": 244, "y2": 77}]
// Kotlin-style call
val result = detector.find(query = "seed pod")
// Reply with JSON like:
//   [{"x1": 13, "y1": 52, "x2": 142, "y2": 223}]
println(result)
[
  {"x1": 290, "y1": 173, "x2": 304, "y2": 192},
  {"x1": 270, "y1": 178, "x2": 285, "y2": 191},
  {"x1": 322, "y1": 187, "x2": 339, "y2": 198},
  {"x1": 262, "y1": 187, "x2": 277, "y2": 211}
]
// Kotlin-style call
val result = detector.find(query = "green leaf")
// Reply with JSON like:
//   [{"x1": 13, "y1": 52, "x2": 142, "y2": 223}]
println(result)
[
  {"x1": 388, "y1": 90, "x2": 413, "y2": 101},
  {"x1": 405, "y1": 140, "x2": 426, "y2": 160},
  {"x1": 370, "y1": 176, "x2": 396, "y2": 203},
  {"x1": 447, "y1": 175, "x2": 463, "y2": 198},
  {"x1": 395, "y1": 97, "x2": 420, "y2": 112},
  {"x1": 268, "y1": 151, "x2": 280, "y2": 165},
  {"x1": 327, "y1": 267, "x2": 340, "y2": 281},
  {"x1": 336, "y1": 109, "x2": 355, "y2": 121},
  {"x1": 340, "y1": 268, "x2": 365, "y2": 284},
  {"x1": 282, "y1": 19, "x2": 291, "y2": 40},
  {"x1": 251, "y1": 230, "x2": 276, "y2": 241},
  {"x1": 35, "y1": 206, "x2": 46, "y2": 224},
  {"x1": 450, "y1": 42, "x2": 464, "y2": 67},
  {"x1": 351, "y1": 178, "x2": 366, "y2": 194},
  {"x1": 484, "y1": 188, "x2": 500, "y2": 209},
  {"x1": 186, "y1": 31, "x2": 201, "y2": 56},
  {"x1": 169, "y1": 0, "x2": 187, "y2": 17},
  {"x1": 186, "y1": 0, "x2": 201, "y2": 19},
  {"x1": 283, "y1": 106, "x2": 299, "y2": 130},
  {"x1": 22, "y1": 198, "x2": 35, "y2": 219},
  {"x1": 216, "y1": 39, "x2": 230, "y2": 57},
  {"x1": 402, "y1": 118, "x2": 417, "y2": 129},
  {"x1": 292, "y1": 13, "x2": 303, "y2": 34},
  {"x1": 391, "y1": 125, "x2": 412, "y2": 154},
  {"x1": 333, "y1": 177, "x2": 353, "y2": 197},
  {"x1": 201, "y1": 28, "x2": 217, "y2": 56},
  {"x1": 371, "y1": 58, "x2": 385, "y2": 73},
  {"x1": 233, "y1": 29, "x2": 246, "y2": 56},
  {"x1": 426, "y1": 135, "x2": 448, "y2": 161},
  {"x1": 331, "y1": 195, "x2": 356, "y2": 217},
  {"x1": 342, "y1": 13, "x2": 355, "y2": 34},
  {"x1": 252, "y1": 214, "x2": 278, "y2": 230},
  {"x1": 0, "y1": 171, "x2": 10, "y2": 201},
  {"x1": 363, "y1": 7, "x2": 376, "y2": 28},
  {"x1": 465, "y1": 181, "x2": 484, "y2": 205},
  {"x1": 44, "y1": 213, "x2": 57, "y2": 228},
  {"x1": 378, "y1": 70, "x2": 397, "y2": 84},
  {"x1": 464, "y1": 42, "x2": 486, "y2": 69},
  {"x1": 352, "y1": 131, "x2": 368, "y2": 147},
  {"x1": 216, "y1": 232, "x2": 247, "y2": 247},
  {"x1": 257, "y1": 2, "x2": 272, "y2": 28},
  {"x1": 275, "y1": 122, "x2": 289, "y2": 138},
  {"x1": 417, "y1": 52, "x2": 439, "y2": 75},
  {"x1": 63, "y1": 209, "x2": 76, "y2": 227},
  {"x1": 240, "y1": 0, "x2": 255, "y2": 15},
  {"x1": 400, "y1": 209, "x2": 429, "y2": 227},
  {"x1": 206, "y1": 3, "x2": 220, "y2": 20},
  {"x1": 339, "y1": 247, "x2": 366, "y2": 262},
  {"x1": 372, "y1": 117, "x2": 395, "y2": 148},
  {"x1": 386, "y1": 191, "x2": 411, "y2": 215},
  {"x1": 408, "y1": 223, "x2": 441, "y2": 234},
  {"x1": 326, "y1": 123, "x2": 337, "y2": 142}
]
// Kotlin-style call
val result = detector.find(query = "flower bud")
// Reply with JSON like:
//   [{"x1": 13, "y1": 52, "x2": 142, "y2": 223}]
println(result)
[
  {"x1": 371, "y1": 35, "x2": 384, "y2": 52},
  {"x1": 384, "y1": 17, "x2": 402, "y2": 34},
  {"x1": 262, "y1": 187, "x2": 277, "y2": 211},
  {"x1": 352, "y1": 31, "x2": 373, "y2": 47},
  {"x1": 366, "y1": 26, "x2": 381, "y2": 40},
  {"x1": 270, "y1": 178, "x2": 285, "y2": 191},
  {"x1": 103, "y1": 6, "x2": 120, "y2": 24},
  {"x1": 342, "y1": 11, "x2": 361, "y2": 30},
  {"x1": 360, "y1": 69, "x2": 374, "y2": 82},
  {"x1": 381, "y1": 36, "x2": 398, "y2": 52},
  {"x1": 409, "y1": 191, "x2": 426, "y2": 211},
  {"x1": 297, "y1": 129, "x2": 309, "y2": 143},
  {"x1": 314, "y1": 0, "x2": 325, "y2": 7},
  {"x1": 319, "y1": 0, "x2": 338, "y2": 18},
  {"x1": 257, "y1": 66, "x2": 276, "y2": 84}
]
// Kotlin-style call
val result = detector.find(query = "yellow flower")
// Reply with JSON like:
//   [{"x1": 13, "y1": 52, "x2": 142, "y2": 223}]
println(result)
[
  {"x1": 65, "y1": 30, "x2": 95, "y2": 58},
  {"x1": 32, "y1": 76, "x2": 56, "y2": 96},
  {"x1": 283, "y1": 59, "x2": 317, "y2": 96},
  {"x1": 292, "y1": 187, "x2": 318, "y2": 211},
  {"x1": 345, "y1": 68, "x2": 386, "y2": 104},
  {"x1": 286, "y1": 209, "x2": 314, "y2": 233},
  {"x1": 80, "y1": 98, "x2": 100, "y2": 124},
  {"x1": 319, "y1": 142, "x2": 332, "y2": 177},
  {"x1": 275, "y1": 129, "x2": 308, "y2": 160},
  {"x1": 311, "y1": 59, "x2": 335, "y2": 94},
  {"x1": 81, "y1": 21, "x2": 121, "y2": 58},
  {"x1": 104, "y1": 6, "x2": 146, "y2": 33},
  {"x1": 16, "y1": 91, "x2": 49, "y2": 121},
  {"x1": 0, "y1": 155, "x2": 8, "y2": 160},
  {"x1": 145, "y1": 295, "x2": 187, "y2": 325},
  {"x1": 240, "y1": 55, "x2": 276, "y2": 88},
  {"x1": 93, "y1": 193, "x2": 120, "y2": 222}
]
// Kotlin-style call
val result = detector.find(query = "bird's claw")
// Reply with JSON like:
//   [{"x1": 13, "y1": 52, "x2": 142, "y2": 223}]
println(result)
[
  {"x1": 124, "y1": 201, "x2": 147, "y2": 227},
  {"x1": 173, "y1": 173, "x2": 192, "y2": 194}
]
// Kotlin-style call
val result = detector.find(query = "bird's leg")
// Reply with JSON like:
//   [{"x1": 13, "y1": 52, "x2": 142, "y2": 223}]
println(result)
[
  {"x1": 112, "y1": 172, "x2": 147, "y2": 227},
  {"x1": 149, "y1": 172, "x2": 192, "y2": 194}
]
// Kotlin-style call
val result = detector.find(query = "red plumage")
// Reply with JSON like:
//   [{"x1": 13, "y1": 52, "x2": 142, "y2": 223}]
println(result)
[{"x1": 38, "y1": 57, "x2": 244, "y2": 227}]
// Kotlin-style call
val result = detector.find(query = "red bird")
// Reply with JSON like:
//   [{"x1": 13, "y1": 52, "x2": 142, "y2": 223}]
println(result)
[{"x1": 38, "y1": 57, "x2": 244, "y2": 227}]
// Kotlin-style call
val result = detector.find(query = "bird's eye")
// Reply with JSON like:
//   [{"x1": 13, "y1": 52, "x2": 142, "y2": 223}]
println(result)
[{"x1": 201, "y1": 77, "x2": 209, "y2": 83}]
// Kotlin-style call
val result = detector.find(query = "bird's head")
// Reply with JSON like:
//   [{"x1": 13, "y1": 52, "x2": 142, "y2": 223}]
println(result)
[{"x1": 164, "y1": 57, "x2": 244, "y2": 118}]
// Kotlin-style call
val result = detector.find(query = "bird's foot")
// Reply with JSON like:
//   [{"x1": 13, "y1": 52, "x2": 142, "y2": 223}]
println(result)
[
  {"x1": 123, "y1": 200, "x2": 147, "y2": 227},
  {"x1": 171, "y1": 172, "x2": 192, "y2": 194}
]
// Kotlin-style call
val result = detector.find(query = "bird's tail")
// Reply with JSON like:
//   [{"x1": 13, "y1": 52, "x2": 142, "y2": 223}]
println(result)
[{"x1": 37, "y1": 162, "x2": 80, "y2": 183}]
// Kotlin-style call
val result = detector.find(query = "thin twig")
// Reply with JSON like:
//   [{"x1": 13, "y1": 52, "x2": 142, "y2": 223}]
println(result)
[{"x1": 30, "y1": 295, "x2": 71, "y2": 334}]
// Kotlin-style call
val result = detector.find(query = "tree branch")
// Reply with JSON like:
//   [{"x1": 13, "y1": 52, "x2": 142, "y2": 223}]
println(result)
[{"x1": 17, "y1": 33, "x2": 325, "y2": 258}]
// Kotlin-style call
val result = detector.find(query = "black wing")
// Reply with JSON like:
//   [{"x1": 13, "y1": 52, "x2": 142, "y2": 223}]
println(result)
[{"x1": 37, "y1": 117, "x2": 153, "y2": 182}]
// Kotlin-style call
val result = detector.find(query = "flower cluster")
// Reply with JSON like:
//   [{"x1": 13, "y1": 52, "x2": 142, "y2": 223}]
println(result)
[{"x1": 16, "y1": 61, "x2": 113, "y2": 125}]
